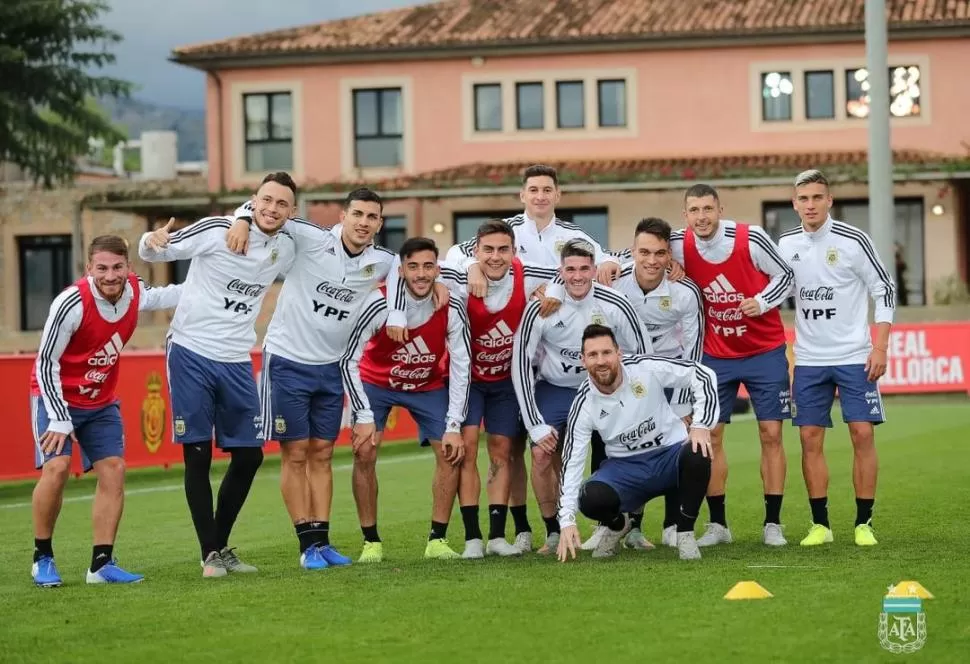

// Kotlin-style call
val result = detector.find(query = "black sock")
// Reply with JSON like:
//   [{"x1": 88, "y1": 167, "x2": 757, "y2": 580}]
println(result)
[
  {"x1": 707, "y1": 494, "x2": 727, "y2": 527},
  {"x1": 295, "y1": 523, "x2": 315, "y2": 553},
  {"x1": 764, "y1": 494, "x2": 783, "y2": 525},
  {"x1": 214, "y1": 447, "x2": 263, "y2": 551},
  {"x1": 855, "y1": 498, "x2": 874, "y2": 526},
  {"x1": 182, "y1": 442, "x2": 219, "y2": 557},
  {"x1": 361, "y1": 524, "x2": 381, "y2": 543},
  {"x1": 33, "y1": 538, "x2": 53, "y2": 563},
  {"x1": 809, "y1": 497, "x2": 829, "y2": 527},
  {"x1": 461, "y1": 505, "x2": 482, "y2": 541},
  {"x1": 542, "y1": 516, "x2": 560, "y2": 536},
  {"x1": 90, "y1": 544, "x2": 113, "y2": 573},
  {"x1": 510, "y1": 505, "x2": 531, "y2": 535},
  {"x1": 606, "y1": 513, "x2": 626, "y2": 531},
  {"x1": 429, "y1": 520, "x2": 449, "y2": 541},
  {"x1": 311, "y1": 520, "x2": 330, "y2": 547},
  {"x1": 487, "y1": 505, "x2": 508, "y2": 540},
  {"x1": 629, "y1": 510, "x2": 644, "y2": 530},
  {"x1": 663, "y1": 493, "x2": 679, "y2": 529}
]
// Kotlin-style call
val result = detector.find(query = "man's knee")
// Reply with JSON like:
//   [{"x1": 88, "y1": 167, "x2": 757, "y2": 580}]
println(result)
[
  {"x1": 578, "y1": 481, "x2": 621, "y2": 522},
  {"x1": 679, "y1": 444, "x2": 712, "y2": 478},
  {"x1": 758, "y1": 420, "x2": 783, "y2": 447},
  {"x1": 281, "y1": 439, "x2": 309, "y2": 466},
  {"x1": 354, "y1": 443, "x2": 379, "y2": 467},
  {"x1": 41, "y1": 455, "x2": 72, "y2": 483},
  {"x1": 847, "y1": 422, "x2": 875, "y2": 449},
  {"x1": 307, "y1": 438, "x2": 334, "y2": 466},
  {"x1": 229, "y1": 446, "x2": 264, "y2": 473},
  {"x1": 94, "y1": 456, "x2": 126, "y2": 486}
]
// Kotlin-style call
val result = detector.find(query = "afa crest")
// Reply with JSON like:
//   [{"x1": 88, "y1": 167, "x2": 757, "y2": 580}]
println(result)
[
  {"x1": 659, "y1": 296, "x2": 672, "y2": 311},
  {"x1": 174, "y1": 416, "x2": 186, "y2": 437},
  {"x1": 363, "y1": 264, "x2": 375, "y2": 277},
  {"x1": 591, "y1": 313, "x2": 605, "y2": 325},
  {"x1": 825, "y1": 247, "x2": 839, "y2": 266},
  {"x1": 554, "y1": 240, "x2": 566, "y2": 255},
  {"x1": 140, "y1": 372, "x2": 166, "y2": 454},
  {"x1": 879, "y1": 583, "x2": 928, "y2": 653},
  {"x1": 274, "y1": 415, "x2": 287, "y2": 435},
  {"x1": 631, "y1": 380, "x2": 646, "y2": 398},
  {"x1": 270, "y1": 247, "x2": 279, "y2": 264}
]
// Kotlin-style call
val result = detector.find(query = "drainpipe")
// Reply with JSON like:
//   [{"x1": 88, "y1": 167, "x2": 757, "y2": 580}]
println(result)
[
  {"x1": 209, "y1": 70, "x2": 226, "y2": 211},
  {"x1": 72, "y1": 201, "x2": 85, "y2": 277}
]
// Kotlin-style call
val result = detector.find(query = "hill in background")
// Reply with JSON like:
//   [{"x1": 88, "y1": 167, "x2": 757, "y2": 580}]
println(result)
[{"x1": 100, "y1": 96, "x2": 206, "y2": 162}]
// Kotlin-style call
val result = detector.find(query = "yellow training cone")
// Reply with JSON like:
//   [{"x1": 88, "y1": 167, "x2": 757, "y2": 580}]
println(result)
[
  {"x1": 724, "y1": 581, "x2": 773, "y2": 600},
  {"x1": 887, "y1": 581, "x2": 934, "y2": 599}
]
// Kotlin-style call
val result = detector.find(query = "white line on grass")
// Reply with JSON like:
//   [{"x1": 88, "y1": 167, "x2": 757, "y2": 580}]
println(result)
[
  {"x1": 0, "y1": 451, "x2": 428, "y2": 511},
  {"x1": 1, "y1": 413, "x2": 762, "y2": 512},
  {"x1": 747, "y1": 565, "x2": 830, "y2": 569}
]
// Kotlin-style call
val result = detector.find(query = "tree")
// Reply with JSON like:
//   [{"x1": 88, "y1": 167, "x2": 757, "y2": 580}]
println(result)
[{"x1": 0, "y1": 0, "x2": 132, "y2": 186}]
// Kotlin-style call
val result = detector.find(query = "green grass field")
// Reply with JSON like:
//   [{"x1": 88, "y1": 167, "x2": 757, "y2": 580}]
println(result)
[{"x1": 1, "y1": 396, "x2": 966, "y2": 663}]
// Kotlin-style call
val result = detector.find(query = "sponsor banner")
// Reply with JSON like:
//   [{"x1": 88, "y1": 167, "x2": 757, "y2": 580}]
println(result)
[{"x1": 0, "y1": 350, "x2": 418, "y2": 482}]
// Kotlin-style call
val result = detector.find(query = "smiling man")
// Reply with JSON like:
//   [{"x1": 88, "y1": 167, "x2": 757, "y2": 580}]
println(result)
[
  {"x1": 778, "y1": 169, "x2": 895, "y2": 547},
  {"x1": 512, "y1": 239, "x2": 652, "y2": 555},
  {"x1": 139, "y1": 171, "x2": 297, "y2": 579},
  {"x1": 29, "y1": 235, "x2": 182, "y2": 586},
  {"x1": 225, "y1": 188, "x2": 401, "y2": 571},
  {"x1": 340, "y1": 237, "x2": 471, "y2": 563}
]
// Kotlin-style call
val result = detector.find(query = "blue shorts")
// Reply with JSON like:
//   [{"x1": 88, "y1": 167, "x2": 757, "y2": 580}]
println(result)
[
  {"x1": 31, "y1": 396, "x2": 123, "y2": 473},
  {"x1": 792, "y1": 364, "x2": 885, "y2": 427},
  {"x1": 165, "y1": 341, "x2": 262, "y2": 448},
  {"x1": 535, "y1": 380, "x2": 578, "y2": 434},
  {"x1": 362, "y1": 383, "x2": 448, "y2": 445},
  {"x1": 582, "y1": 443, "x2": 684, "y2": 513},
  {"x1": 260, "y1": 352, "x2": 344, "y2": 443},
  {"x1": 703, "y1": 344, "x2": 791, "y2": 424},
  {"x1": 463, "y1": 378, "x2": 522, "y2": 438}
]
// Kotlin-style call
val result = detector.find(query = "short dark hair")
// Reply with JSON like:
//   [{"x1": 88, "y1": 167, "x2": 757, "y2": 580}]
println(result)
[
  {"x1": 399, "y1": 237, "x2": 438, "y2": 261},
  {"x1": 260, "y1": 171, "x2": 297, "y2": 196},
  {"x1": 560, "y1": 238, "x2": 595, "y2": 263},
  {"x1": 88, "y1": 235, "x2": 129, "y2": 261},
  {"x1": 522, "y1": 164, "x2": 558, "y2": 187},
  {"x1": 684, "y1": 183, "x2": 719, "y2": 204},
  {"x1": 634, "y1": 217, "x2": 672, "y2": 243},
  {"x1": 476, "y1": 219, "x2": 515, "y2": 245},
  {"x1": 345, "y1": 187, "x2": 383, "y2": 213},
  {"x1": 581, "y1": 324, "x2": 618, "y2": 352}
]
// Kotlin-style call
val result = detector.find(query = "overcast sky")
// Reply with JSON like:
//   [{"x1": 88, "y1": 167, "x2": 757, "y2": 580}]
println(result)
[{"x1": 99, "y1": 0, "x2": 428, "y2": 109}]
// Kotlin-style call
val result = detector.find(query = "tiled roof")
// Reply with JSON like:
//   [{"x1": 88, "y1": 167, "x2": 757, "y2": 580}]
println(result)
[
  {"x1": 172, "y1": 0, "x2": 970, "y2": 61},
  {"x1": 367, "y1": 149, "x2": 970, "y2": 191}
]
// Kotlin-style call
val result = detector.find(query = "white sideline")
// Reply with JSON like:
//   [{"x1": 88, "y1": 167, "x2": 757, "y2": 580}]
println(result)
[
  {"x1": 0, "y1": 412, "x2": 759, "y2": 511},
  {"x1": 0, "y1": 451, "x2": 428, "y2": 511}
]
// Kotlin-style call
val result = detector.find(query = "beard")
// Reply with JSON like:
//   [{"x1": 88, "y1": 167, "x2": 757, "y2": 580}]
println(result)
[{"x1": 590, "y1": 365, "x2": 618, "y2": 388}]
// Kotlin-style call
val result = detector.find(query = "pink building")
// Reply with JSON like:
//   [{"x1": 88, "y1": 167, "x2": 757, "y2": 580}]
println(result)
[{"x1": 170, "y1": 0, "x2": 970, "y2": 306}]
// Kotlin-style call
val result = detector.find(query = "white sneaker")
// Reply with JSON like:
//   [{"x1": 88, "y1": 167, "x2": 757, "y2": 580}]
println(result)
[
  {"x1": 622, "y1": 528, "x2": 655, "y2": 550},
  {"x1": 513, "y1": 531, "x2": 533, "y2": 553},
  {"x1": 201, "y1": 551, "x2": 227, "y2": 578},
  {"x1": 763, "y1": 523, "x2": 787, "y2": 547},
  {"x1": 581, "y1": 525, "x2": 609, "y2": 551},
  {"x1": 461, "y1": 539, "x2": 485, "y2": 559},
  {"x1": 661, "y1": 525, "x2": 677, "y2": 548},
  {"x1": 592, "y1": 515, "x2": 631, "y2": 559},
  {"x1": 486, "y1": 538, "x2": 523, "y2": 557},
  {"x1": 536, "y1": 532, "x2": 560, "y2": 555},
  {"x1": 677, "y1": 531, "x2": 702, "y2": 560},
  {"x1": 696, "y1": 523, "x2": 733, "y2": 547}
]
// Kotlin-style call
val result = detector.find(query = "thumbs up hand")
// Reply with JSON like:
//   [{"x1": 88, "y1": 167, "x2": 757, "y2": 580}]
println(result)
[{"x1": 146, "y1": 218, "x2": 175, "y2": 250}]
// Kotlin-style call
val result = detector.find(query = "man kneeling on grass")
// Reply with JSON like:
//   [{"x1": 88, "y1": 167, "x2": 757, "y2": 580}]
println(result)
[{"x1": 556, "y1": 324, "x2": 720, "y2": 562}]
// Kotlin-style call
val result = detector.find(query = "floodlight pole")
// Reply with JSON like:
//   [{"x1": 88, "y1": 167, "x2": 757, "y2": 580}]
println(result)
[{"x1": 865, "y1": 0, "x2": 897, "y2": 287}]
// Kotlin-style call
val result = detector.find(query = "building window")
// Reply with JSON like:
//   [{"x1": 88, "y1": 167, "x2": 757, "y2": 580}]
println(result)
[
  {"x1": 376, "y1": 215, "x2": 407, "y2": 254},
  {"x1": 243, "y1": 92, "x2": 293, "y2": 171},
  {"x1": 353, "y1": 88, "x2": 403, "y2": 168},
  {"x1": 762, "y1": 198, "x2": 925, "y2": 305},
  {"x1": 846, "y1": 66, "x2": 922, "y2": 119},
  {"x1": 761, "y1": 71, "x2": 793, "y2": 121},
  {"x1": 474, "y1": 84, "x2": 502, "y2": 132},
  {"x1": 516, "y1": 82, "x2": 544, "y2": 130},
  {"x1": 556, "y1": 81, "x2": 585, "y2": 129},
  {"x1": 453, "y1": 208, "x2": 610, "y2": 249},
  {"x1": 597, "y1": 79, "x2": 627, "y2": 127},
  {"x1": 18, "y1": 235, "x2": 73, "y2": 332},
  {"x1": 805, "y1": 70, "x2": 835, "y2": 119}
]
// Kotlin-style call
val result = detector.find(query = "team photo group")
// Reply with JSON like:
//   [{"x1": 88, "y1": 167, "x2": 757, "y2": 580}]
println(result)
[{"x1": 27, "y1": 162, "x2": 896, "y2": 586}]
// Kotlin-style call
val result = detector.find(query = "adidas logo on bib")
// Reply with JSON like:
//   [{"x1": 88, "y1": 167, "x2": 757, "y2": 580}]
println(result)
[{"x1": 702, "y1": 274, "x2": 745, "y2": 304}]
